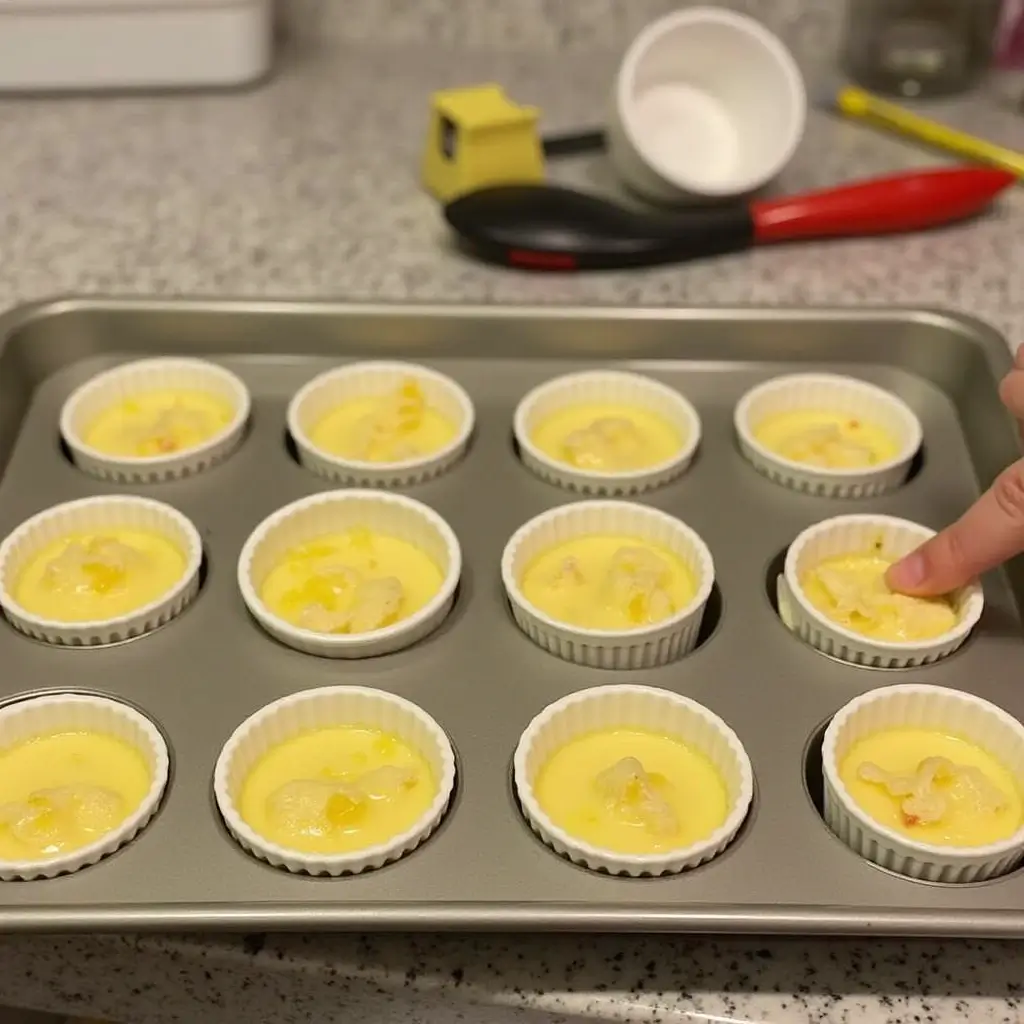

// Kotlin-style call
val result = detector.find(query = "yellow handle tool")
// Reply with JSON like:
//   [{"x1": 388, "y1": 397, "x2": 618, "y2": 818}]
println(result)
[{"x1": 834, "y1": 84, "x2": 1024, "y2": 179}]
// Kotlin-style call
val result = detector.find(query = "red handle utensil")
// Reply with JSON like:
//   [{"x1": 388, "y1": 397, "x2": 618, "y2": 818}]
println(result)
[{"x1": 443, "y1": 167, "x2": 1016, "y2": 271}]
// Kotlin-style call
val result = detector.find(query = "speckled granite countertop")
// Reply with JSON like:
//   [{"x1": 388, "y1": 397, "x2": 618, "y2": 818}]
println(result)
[
  {"x1": 0, "y1": 3, "x2": 1019, "y2": 338},
  {"x1": 0, "y1": 3, "x2": 1023, "y2": 1023}
]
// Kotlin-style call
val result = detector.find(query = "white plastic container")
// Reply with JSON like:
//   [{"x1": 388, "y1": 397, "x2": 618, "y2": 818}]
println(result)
[{"x1": 0, "y1": 0, "x2": 273, "y2": 92}]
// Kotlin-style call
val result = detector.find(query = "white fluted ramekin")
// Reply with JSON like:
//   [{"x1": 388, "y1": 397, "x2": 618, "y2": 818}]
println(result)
[
  {"x1": 777, "y1": 514, "x2": 983, "y2": 668},
  {"x1": 514, "y1": 684, "x2": 753, "y2": 876},
  {"x1": 513, "y1": 370, "x2": 701, "y2": 495},
  {"x1": 287, "y1": 361, "x2": 475, "y2": 487},
  {"x1": 0, "y1": 693, "x2": 169, "y2": 881},
  {"x1": 0, "y1": 495, "x2": 204, "y2": 646},
  {"x1": 501, "y1": 500, "x2": 715, "y2": 669},
  {"x1": 238, "y1": 490, "x2": 461, "y2": 658},
  {"x1": 823, "y1": 683, "x2": 1024, "y2": 882},
  {"x1": 735, "y1": 373, "x2": 922, "y2": 498},
  {"x1": 60, "y1": 357, "x2": 250, "y2": 483},
  {"x1": 214, "y1": 686, "x2": 456, "y2": 876}
]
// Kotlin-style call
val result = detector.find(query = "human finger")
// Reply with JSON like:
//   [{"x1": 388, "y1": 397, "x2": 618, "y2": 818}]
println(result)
[
  {"x1": 886, "y1": 456, "x2": 1024, "y2": 596},
  {"x1": 998, "y1": 368, "x2": 1024, "y2": 424}
]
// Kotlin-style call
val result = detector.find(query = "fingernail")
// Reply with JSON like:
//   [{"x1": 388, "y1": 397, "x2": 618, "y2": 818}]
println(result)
[{"x1": 889, "y1": 552, "x2": 926, "y2": 589}]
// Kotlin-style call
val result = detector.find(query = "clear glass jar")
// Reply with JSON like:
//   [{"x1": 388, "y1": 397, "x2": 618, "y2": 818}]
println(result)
[{"x1": 842, "y1": 0, "x2": 1003, "y2": 97}]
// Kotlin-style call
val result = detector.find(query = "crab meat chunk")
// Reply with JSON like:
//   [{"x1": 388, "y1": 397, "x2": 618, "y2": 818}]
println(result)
[
  {"x1": 266, "y1": 765, "x2": 420, "y2": 837},
  {"x1": 777, "y1": 423, "x2": 877, "y2": 469},
  {"x1": 347, "y1": 576, "x2": 404, "y2": 633},
  {"x1": 814, "y1": 564, "x2": 885, "y2": 621},
  {"x1": 355, "y1": 765, "x2": 418, "y2": 801},
  {"x1": 606, "y1": 546, "x2": 676, "y2": 625},
  {"x1": 814, "y1": 564, "x2": 955, "y2": 638},
  {"x1": 43, "y1": 536, "x2": 146, "y2": 597},
  {"x1": 266, "y1": 779, "x2": 367, "y2": 836},
  {"x1": 548, "y1": 556, "x2": 586, "y2": 589},
  {"x1": 296, "y1": 574, "x2": 404, "y2": 635},
  {"x1": 121, "y1": 402, "x2": 216, "y2": 457},
  {"x1": 594, "y1": 756, "x2": 679, "y2": 837},
  {"x1": 348, "y1": 379, "x2": 427, "y2": 461},
  {"x1": 0, "y1": 785, "x2": 124, "y2": 852},
  {"x1": 857, "y1": 756, "x2": 1008, "y2": 827},
  {"x1": 562, "y1": 416, "x2": 647, "y2": 471}
]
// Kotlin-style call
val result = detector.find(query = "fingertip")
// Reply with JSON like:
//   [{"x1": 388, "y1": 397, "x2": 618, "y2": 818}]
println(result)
[
  {"x1": 885, "y1": 551, "x2": 927, "y2": 594},
  {"x1": 1015, "y1": 343, "x2": 1024, "y2": 370}
]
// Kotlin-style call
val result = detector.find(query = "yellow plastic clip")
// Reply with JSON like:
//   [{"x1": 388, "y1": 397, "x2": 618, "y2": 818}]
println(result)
[{"x1": 421, "y1": 83, "x2": 546, "y2": 202}]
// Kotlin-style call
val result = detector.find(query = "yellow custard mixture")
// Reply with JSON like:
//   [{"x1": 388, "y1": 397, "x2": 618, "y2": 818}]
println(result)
[
  {"x1": 531, "y1": 403, "x2": 682, "y2": 473},
  {"x1": 521, "y1": 536, "x2": 694, "y2": 631},
  {"x1": 310, "y1": 379, "x2": 456, "y2": 463},
  {"x1": 240, "y1": 726, "x2": 436, "y2": 854},
  {"x1": 534, "y1": 728, "x2": 728, "y2": 855},
  {"x1": 0, "y1": 730, "x2": 150, "y2": 860},
  {"x1": 801, "y1": 553, "x2": 957, "y2": 643},
  {"x1": 755, "y1": 410, "x2": 897, "y2": 470},
  {"x1": 14, "y1": 530, "x2": 186, "y2": 622},
  {"x1": 85, "y1": 388, "x2": 234, "y2": 458},
  {"x1": 260, "y1": 527, "x2": 444, "y2": 635},
  {"x1": 840, "y1": 728, "x2": 1024, "y2": 847}
]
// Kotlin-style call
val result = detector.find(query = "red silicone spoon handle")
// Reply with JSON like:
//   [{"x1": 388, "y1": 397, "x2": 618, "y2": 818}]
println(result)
[{"x1": 751, "y1": 167, "x2": 1016, "y2": 243}]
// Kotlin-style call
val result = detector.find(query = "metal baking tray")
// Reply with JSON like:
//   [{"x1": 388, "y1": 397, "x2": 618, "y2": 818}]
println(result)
[{"x1": 0, "y1": 298, "x2": 1021, "y2": 937}]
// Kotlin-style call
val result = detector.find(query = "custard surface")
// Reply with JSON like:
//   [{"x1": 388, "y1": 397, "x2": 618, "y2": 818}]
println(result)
[
  {"x1": 85, "y1": 388, "x2": 234, "y2": 458},
  {"x1": 534, "y1": 728, "x2": 729, "y2": 855},
  {"x1": 240, "y1": 726, "x2": 436, "y2": 855},
  {"x1": 521, "y1": 535, "x2": 695, "y2": 631},
  {"x1": 755, "y1": 409, "x2": 897, "y2": 470},
  {"x1": 310, "y1": 379, "x2": 456, "y2": 463},
  {"x1": 801, "y1": 553, "x2": 957, "y2": 642},
  {"x1": 840, "y1": 728, "x2": 1023, "y2": 847},
  {"x1": 15, "y1": 529, "x2": 186, "y2": 622},
  {"x1": 260, "y1": 527, "x2": 443, "y2": 634},
  {"x1": 0, "y1": 730, "x2": 150, "y2": 860},
  {"x1": 531, "y1": 402, "x2": 682, "y2": 473}
]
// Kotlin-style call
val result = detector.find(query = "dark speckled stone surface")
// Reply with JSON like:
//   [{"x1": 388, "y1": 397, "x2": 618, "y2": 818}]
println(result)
[
  {"x1": 0, "y1": 2, "x2": 1021, "y2": 1023},
  {"x1": 0, "y1": 932, "x2": 1023, "y2": 1022}
]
